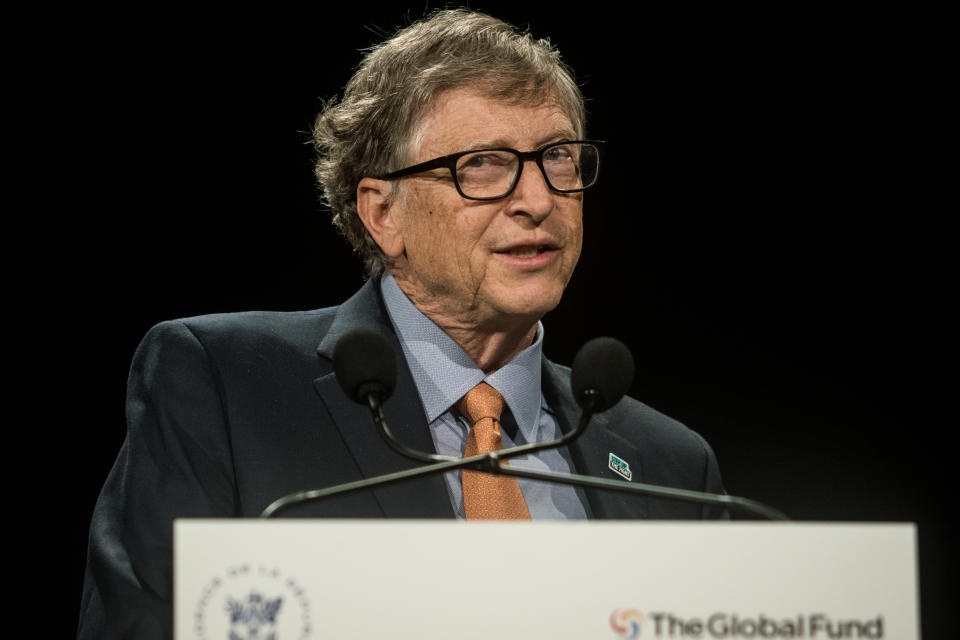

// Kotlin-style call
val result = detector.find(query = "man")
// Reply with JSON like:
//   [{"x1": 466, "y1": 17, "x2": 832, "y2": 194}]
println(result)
[{"x1": 78, "y1": 8, "x2": 726, "y2": 639}]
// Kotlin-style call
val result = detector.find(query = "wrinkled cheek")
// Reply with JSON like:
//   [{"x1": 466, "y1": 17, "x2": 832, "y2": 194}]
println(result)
[
  {"x1": 458, "y1": 237, "x2": 487, "y2": 289},
  {"x1": 456, "y1": 252, "x2": 475, "y2": 289},
  {"x1": 566, "y1": 231, "x2": 584, "y2": 279}
]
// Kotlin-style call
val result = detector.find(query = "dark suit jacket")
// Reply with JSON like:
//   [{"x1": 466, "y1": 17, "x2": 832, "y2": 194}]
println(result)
[{"x1": 78, "y1": 278, "x2": 726, "y2": 639}]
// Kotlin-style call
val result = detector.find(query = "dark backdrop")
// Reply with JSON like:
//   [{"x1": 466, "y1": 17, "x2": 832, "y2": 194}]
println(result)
[{"x1": 47, "y1": 4, "x2": 951, "y2": 636}]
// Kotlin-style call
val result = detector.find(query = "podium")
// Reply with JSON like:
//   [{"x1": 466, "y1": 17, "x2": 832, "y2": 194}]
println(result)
[{"x1": 175, "y1": 520, "x2": 918, "y2": 639}]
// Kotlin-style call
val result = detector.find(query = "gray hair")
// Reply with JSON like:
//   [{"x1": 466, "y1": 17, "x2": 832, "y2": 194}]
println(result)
[{"x1": 312, "y1": 8, "x2": 586, "y2": 276}]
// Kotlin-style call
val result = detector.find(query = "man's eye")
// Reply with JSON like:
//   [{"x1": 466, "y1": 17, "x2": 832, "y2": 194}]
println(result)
[
  {"x1": 544, "y1": 147, "x2": 574, "y2": 162},
  {"x1": 463, "y1": 153, "x2": 505, "y2": 168}
]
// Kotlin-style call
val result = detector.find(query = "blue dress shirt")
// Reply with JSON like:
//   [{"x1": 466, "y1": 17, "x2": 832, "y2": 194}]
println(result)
[{"x1": 380, "y1": 274, "x2": 588, "y2": 519}]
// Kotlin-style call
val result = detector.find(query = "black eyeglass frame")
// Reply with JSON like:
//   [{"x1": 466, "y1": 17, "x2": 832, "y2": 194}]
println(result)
[{"x1": 375, "y1": 139, "x2": 603, "y2": 201}]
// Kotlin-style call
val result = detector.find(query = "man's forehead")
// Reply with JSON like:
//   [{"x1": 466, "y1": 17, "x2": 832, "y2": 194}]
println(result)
[{"x1": 409, "y1": 87, "x2": 577, "y2": 157}]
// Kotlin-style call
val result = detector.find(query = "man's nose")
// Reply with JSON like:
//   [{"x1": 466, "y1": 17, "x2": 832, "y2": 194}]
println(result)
[{"x1": 506, "y1": 160, "x2": 555, "y2": 222}]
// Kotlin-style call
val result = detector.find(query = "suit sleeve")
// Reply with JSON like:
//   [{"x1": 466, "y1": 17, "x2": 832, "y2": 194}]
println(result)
[
  {"x1": 695, "y1": 431, "x2": 730, "y2": 520},
  {"x1": 78, "y1": 320, "x2": 237, "y2": 640}
]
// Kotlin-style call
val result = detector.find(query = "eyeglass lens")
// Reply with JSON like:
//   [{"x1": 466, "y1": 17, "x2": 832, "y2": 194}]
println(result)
[{"x1": 454, "y1": 142, "x2": 599, "y2": 199}]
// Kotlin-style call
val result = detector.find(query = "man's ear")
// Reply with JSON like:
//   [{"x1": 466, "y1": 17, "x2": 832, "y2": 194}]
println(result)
[{"x1": 356, "y1": 178, "x2": 405, "y2": 259}]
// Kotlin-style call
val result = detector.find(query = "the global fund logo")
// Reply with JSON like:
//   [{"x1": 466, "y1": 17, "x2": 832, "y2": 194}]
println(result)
[{"x1": 609, "y1": 609, "x2": 885, "y2": 639}]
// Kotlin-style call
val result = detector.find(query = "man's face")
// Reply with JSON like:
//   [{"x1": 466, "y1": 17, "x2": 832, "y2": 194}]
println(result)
[{"x1": 385, "y1": 87, "x2": 584, "y2": 330}]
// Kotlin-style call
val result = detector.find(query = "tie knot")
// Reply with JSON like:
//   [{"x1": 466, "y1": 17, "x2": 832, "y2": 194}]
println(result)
[{"x1": 457, "y1": 382, "x2": 504, "y2": 424}]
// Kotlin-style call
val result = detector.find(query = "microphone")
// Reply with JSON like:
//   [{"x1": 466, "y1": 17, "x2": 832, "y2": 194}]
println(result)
[
  {"x1": 333, "y1": 328, "x2": 447, "y2": 464},
  {"x1": 333, "y1": 328, "x2": 397, "y2": 402},
  {"x1": 570, "y1": 337, "x2": 635, "y2": 411}
]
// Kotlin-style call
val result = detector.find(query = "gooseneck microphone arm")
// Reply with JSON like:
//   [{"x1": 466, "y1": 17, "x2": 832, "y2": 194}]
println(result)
[
  {"x1": 260, "y1": 389, "x2": 787, "y2": 520},
  {"x1": 365, "y1": 387, "x2": 604, "y2": 465},
  {"x1": 365, "y1": 393, "x2": 455, "y2": 464},
  {"x1": 360, "y1": 388, "x2": 788, "y2": 522},
  {"x1": 260, "y1": 331, "x2": 789, "y2": 521},
  {"x1": 491, "y1": 466, "x2": 789, "y2": 522},
  {"x1": 260, "y1": 389, "x2": 602, "y2": 518}
]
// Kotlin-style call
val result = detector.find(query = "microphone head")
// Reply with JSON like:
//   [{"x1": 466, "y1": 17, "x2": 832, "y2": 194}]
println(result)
[
  {"x1": 570, "y1": 337, "x2": 634, "y2": 411},
  {"x1": 333, "y1": 328, "x2": 397, "y2": 402}
]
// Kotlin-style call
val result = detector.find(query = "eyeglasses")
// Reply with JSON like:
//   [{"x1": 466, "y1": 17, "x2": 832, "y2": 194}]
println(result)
[{"x1": 376, "y1": 140, "x2": 602, "y2": 201}]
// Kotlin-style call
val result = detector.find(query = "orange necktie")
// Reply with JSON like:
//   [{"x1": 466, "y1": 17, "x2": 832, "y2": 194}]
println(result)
[{"x1": 458, "y1": 382, "x2": 531, "y2": 520}]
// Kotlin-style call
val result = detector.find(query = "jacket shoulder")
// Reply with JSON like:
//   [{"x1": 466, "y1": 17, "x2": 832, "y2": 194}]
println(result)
[{"x1": 142, "y1": 307, "x2": 339, "y2": 356}]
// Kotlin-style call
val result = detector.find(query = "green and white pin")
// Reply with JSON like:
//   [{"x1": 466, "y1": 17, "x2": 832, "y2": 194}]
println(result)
[{"x1": 608, "y1": 452, "x2": 632, "y2": 481}]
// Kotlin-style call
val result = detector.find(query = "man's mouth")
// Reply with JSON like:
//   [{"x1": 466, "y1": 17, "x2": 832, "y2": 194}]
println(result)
[{"x1": 503, "y1": 245, "x2": 554, "y2": 258}]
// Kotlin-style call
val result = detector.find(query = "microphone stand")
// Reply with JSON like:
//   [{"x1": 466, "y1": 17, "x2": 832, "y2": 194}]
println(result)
[{"x1": 262, "y1": 390, "x2": 788, "y2": 520}]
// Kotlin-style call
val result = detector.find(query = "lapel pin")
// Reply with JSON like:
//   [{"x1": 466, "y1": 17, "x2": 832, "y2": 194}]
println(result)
[{"x1": 608, "y1": 452, "x2": 632, "y2": 481}]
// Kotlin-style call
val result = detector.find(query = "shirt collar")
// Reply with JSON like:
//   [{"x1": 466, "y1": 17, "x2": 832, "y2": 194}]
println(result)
[{"x1": 380, "y1": 273, "x2": 544, "y2": 440}]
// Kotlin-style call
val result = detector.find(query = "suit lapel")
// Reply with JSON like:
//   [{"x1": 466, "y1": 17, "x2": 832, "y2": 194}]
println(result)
[
  {"x1": 313, "y1": 279, "x2": 453, "y2": 518},
  {"x1": 542, "y1": 359, "x2": 650, "y2": 519}
]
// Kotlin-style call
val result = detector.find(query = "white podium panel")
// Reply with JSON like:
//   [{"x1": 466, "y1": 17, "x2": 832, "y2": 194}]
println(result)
[{"x1": 175, "y1": 520, "x2": 918, "y2": 640}]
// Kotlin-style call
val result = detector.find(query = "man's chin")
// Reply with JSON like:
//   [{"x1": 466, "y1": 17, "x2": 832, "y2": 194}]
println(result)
[{"x1": 485, "y1": 285, "x2": 565, "y2": 325}]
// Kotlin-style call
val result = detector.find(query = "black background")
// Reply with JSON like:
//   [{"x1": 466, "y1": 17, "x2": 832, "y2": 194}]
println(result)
[{"x1": 43, "y1": 3, "x2": 952, "y2": 636}]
